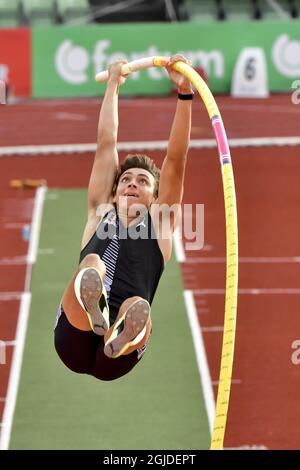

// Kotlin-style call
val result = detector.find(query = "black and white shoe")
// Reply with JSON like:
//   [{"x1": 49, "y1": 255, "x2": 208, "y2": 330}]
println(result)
[
  {"x1": 74, "y1": 267, "x2": 109, "y2": 336},
  {"x1": 104, "y1": 299, "x2": 150, "y2": 358}
]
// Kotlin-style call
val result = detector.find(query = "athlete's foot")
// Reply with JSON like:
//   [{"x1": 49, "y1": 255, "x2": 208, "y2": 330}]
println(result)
[
  {"x1": 104, "y1": 299, "x2": 150, "y2": 359},
  {"x1": 74, "y1": 267, "x2": 109, "y2": 335}
]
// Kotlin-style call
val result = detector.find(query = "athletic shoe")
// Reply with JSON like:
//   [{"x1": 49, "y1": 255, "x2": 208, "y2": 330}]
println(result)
[
  {"x1": 104, "y1": 298, "x2": 150, "y2": 358},
  {"x1": 74, "y1": 267, "x2": 109, "y2": 335}
]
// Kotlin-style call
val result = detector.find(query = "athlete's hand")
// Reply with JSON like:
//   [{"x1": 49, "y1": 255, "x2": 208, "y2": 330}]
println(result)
[
  {"x1": 166, "y1": 54, "x2": 193, "y2": 94},
  {"x1": 108, "y1": 60, "x2": 128, "y2": 86}
]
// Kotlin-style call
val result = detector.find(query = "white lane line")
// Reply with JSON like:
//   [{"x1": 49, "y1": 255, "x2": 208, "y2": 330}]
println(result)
[
  {"x1": 0, "y1": 341, "x2": 17, "y2": 347},
  {"x1": 202, "y1": 326, "x2": 224, "y2": 332},
  {"x1": 0, "y1": 292, "x2": 31, "y2": 450},
  {"x1": 0, "y1": 293, "x2": 23, "y2": 301},
  {"x1": 3, "y1": 223, "x2": 27, "y2": 229},
  {"x1": 224, "y1": 444, "x2": 268, "y2": 450},
  {"x1": 0, "y1": 256, "x2": 27, "y2": 265},
  {"x1": 186, "y1": 256, "x2": 300, "y2": 264},
  {"x1": 194, "y1": 288, "x2": 300, "y2": 295},
  {"x1": 183, "y1": 290, "x2": 215, "y2": 436},
  {"x1": 212, "y1": 379, "x2": 242, "y2": 385},
  {"x1": 0, "y1": 186, "x2": 47, "y2": 451},
  {"x1": 27, "y1": 186, "x2": 47, "y2": 265},
  {"x1": 24, "y1": 186, "x2": 47, "y2": 291},
  {"x1": 173, "y1": 227, "x2": 186, "y2": 263},
  {"x1": 1, "y1": 136, "x2": 300, "y2": 156},
  {"x1": 53, "y1": 112, "x2": 88, "y2": 122}
]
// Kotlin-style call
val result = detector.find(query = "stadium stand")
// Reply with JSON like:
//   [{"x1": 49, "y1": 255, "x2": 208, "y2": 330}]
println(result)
[
  {"x1": 56, "y1": 0, "x2": 90, "y2": 24},
  {"x1": 0, "y1": 0, "x2": 23, "y2": 27},
  {"x1": 22, "y1": 0, "x2": 57, "y2": 25},
  {"x1": 88, "y1": 0, "x2": 188, "y2": 23},
  {"x1": 0, "y1": 0, "x2": 299, "y2": 27}
]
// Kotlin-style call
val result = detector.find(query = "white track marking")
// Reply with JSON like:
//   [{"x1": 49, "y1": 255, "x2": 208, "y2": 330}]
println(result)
[
  {"x1": 0, "y1": 256, "x2": 27, "y2": 265},
  {"x1": 53, "y1": 112, "x2": 88, "y2": 122},
  {"x1": 194, "y1": 288, "x2": 300, "y2": 295},
  {"x1": 24, "y1": 186, "x2": 47, "y2": 291},
  {"x1": 1, "y1": 341, "x2": 17, "y2": 347},
  {"x1": 186, "y1": 256, "x2": 300, "y2": 264},
  {"x1": 202, "y1": 326, "x2": 224, "y2": 332},
  {"x1": 212, "y1": 379, "x2": 241, "y2": 385},
  {"x1": 0, "y1": 292, "x2": 23, "y2": 301},
  {"x1": 0, "y1": 186, "x2": 46, "y2": 450},
  {"x1": 0, "y1": 292, "x2": 31, "y2": 450},
  {"x1": 173, "y1": 227, "x2": 186, "y2": 263},
  {"x1": 175, "y1": 232, "x2": 214, "y2": 434},
  {"x1": 224, "y1": 444, "x2": 268, "y2": 450},
  {"x1": 1, "y1": 136, "x2": 300, "y2": 156},
  {"x1": 3, "y1": 223, "x2": 27, "y2": 229},
  {"x1": 183, "y1": 290, "x2": 215, "y2": 435}
]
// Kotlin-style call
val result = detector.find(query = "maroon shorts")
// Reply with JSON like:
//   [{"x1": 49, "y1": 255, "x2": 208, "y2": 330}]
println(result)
[{"x1": 54, "y1": 305, "x2": 147, "y2": 381}]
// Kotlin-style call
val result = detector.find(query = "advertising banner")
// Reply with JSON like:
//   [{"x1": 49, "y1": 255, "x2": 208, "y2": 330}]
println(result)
[
  {"x1": 32, "y1": 21, "x2": 300, "y2": 97},
  {"x1": 0, "y1": 28, "x2": 31, "y2": 97}
]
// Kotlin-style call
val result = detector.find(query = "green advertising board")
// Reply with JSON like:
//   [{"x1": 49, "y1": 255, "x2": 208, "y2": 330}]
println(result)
[{"x1": 32, "y1": 21, "x2": 300, "y2": 98}]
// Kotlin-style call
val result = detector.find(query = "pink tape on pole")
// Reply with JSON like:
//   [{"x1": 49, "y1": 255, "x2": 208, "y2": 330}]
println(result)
[{"x1": 212, "y1": 116, "x2": 231, "y2": 165}]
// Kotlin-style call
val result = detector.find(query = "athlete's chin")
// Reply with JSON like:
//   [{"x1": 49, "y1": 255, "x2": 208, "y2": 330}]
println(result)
[{"x1": 124, "y1": 197, "x2": 145, "y2": 207}]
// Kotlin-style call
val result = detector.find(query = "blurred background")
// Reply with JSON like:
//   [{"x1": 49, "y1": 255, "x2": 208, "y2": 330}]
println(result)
[{"x1": 1, "y1": 0, "x2": 300, "y2": 452}]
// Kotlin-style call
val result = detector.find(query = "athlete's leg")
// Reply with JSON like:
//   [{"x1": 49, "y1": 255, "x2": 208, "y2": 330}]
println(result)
[
  {"x1": 61, "y1": 253, "x2": 107, "y2": 332},
  {"x1": 104, "y1": 296, "x2": 152, "y2": 359}
]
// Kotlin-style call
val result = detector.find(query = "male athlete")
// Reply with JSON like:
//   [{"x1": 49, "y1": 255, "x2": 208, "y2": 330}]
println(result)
[{"x1": 54, "y1": 54, "x2": 194, "y2": 381}]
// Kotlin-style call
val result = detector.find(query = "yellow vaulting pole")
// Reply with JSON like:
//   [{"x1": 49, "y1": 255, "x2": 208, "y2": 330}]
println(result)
[{"x1": 157, "y1": 59, "x2": 239, "y2": 450}]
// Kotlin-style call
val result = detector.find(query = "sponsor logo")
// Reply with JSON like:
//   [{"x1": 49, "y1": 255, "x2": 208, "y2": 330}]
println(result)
[
  {"x1": 55, "y1": 39, "x2": 224, "y2": 84},
  {"x1": 272, "y1": 34, "x2": 300, "y2": 77},
  {"x1": 55, "y1": 40, "x2": 90, "y2": 84}
]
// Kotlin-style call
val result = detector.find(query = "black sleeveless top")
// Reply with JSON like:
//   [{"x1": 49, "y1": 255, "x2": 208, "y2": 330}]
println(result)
[{"x1": 80, "y1": 207, "x2": 164, "y2": 311}]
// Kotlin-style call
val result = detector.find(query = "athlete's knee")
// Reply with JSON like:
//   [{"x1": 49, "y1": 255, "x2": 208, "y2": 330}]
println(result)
[{"x1": 79, "y1": 253, "x2": 106, "y2": 275}]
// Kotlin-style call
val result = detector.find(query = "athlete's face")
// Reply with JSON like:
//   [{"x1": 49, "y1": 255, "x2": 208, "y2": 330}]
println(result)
[{"x1": 114, "y1": 168, "x2": 157, "y2": 216}]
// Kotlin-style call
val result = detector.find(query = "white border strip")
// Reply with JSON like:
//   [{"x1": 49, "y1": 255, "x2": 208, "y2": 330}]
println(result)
[
  {"x1": 173, "y1": 227, "x2": 186, "y2": 263},
  {"x1": 24, "y1": 186, "x2": 47, "y2": 291},
  {"x1": 183, "y1": 290, "x2": 215, "y2": 435},
  {"x1": 1, "y1": 136, "x2": 300, "y2": 156},
  {"x1": 186, "y1": 256, "x2": 300, "y2": 264},
  {"x1": 193, "y1": 288, "x2": 300, "y2": 295},
  {"x1": 173, "y1": 230, "x2": 214, "y2": 434},
  {"x1": 0, "y1": 292, "x2": 31, "y2": 450},
  {"x1": 27, "y1": 186, "x2": 47, "y2": 265},
  {"x1": 0, "y1": 186, "x2": 47, "y2": 450}
]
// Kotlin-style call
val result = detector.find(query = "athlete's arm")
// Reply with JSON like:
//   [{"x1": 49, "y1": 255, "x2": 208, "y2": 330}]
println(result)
[
  {"x1": 81, "y1": 61, "x2": 127, "y2": 249},
  {"x1": 157, "y1": 55, "x2": 193, "y2": 229},
  {"x1": 87, "y1": 61, "x2": 127, "y2": 216}
]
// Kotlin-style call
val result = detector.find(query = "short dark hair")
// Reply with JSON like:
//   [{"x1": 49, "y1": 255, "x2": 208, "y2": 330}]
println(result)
[{"x1": 114, "y1": 154, "x2": 160, "y2": 197}]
